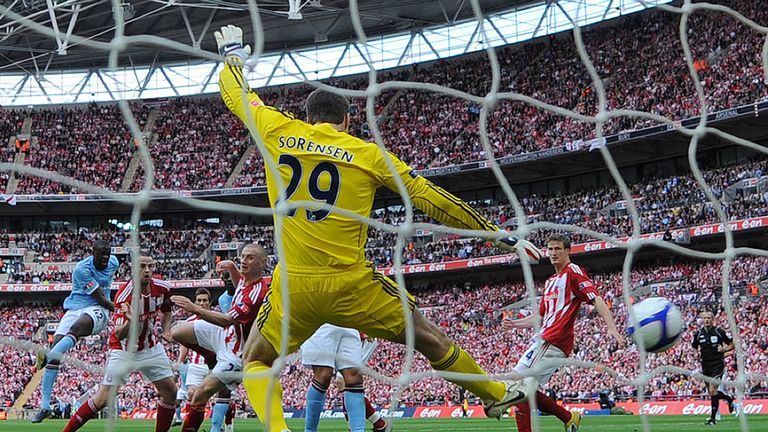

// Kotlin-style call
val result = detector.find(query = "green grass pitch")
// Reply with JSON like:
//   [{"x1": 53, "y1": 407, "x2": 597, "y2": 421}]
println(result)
[{"x1": 5, "y1": 416, "x2": 767, "y2": 431}]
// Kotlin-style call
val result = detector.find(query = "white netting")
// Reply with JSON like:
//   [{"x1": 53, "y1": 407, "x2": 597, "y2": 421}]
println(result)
[{"x1": 0, "y1": 1, "x2": 767, "y2": 431}]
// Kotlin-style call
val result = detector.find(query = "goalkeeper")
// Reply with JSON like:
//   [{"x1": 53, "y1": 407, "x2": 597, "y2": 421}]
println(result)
[{"x1": 214, "y1": 25, "x2": 542, "y2": 432}]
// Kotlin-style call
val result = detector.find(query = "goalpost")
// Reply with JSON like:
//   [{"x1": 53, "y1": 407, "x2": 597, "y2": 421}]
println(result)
[{"x1": 0, "y1": 1, "x2": 766, "y2": 432}]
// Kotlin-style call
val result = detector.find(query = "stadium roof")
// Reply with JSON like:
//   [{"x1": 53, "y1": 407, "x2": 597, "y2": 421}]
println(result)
[
  {"x1": 0, "y1": 0, "x2": 671, "y2": 105},
  {"x1": 0, "y1": 0, "x2": 533, "y2": 70}
]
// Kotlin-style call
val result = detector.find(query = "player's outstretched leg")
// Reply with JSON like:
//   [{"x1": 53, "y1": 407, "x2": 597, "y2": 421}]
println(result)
[
  {"x1": 241, "y1": 330, "x2": 291, "y2": 432},
  {"x1": 171, "y1": 322, "x2": 218, "y2": 369},
  {"x1": 61, "y1": 384, "x2": 115, "y2": 432},
  {"x1": 392, "y1": 308, "x2": 534, "y2": 417},
  {"x1": 35, "y1": 313, "x2": 96, "y2": 423}
]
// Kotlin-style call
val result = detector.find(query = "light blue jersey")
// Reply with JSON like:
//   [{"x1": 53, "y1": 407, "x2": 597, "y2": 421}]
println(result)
[
  {"x1": 218, "y1": 290, "x2": 234, "y2": 313},
  {"x1": 62, "y1": 255, "x2": 120, "y2": 311}
]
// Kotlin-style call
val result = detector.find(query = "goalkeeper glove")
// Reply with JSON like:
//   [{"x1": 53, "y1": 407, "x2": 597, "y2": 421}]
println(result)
[
  {"x1": 494, "y1": 234, "x2": 543, "y2": 262},
  {"x1": 214, "y1": 25, "x2": 252, "y2": 66}
]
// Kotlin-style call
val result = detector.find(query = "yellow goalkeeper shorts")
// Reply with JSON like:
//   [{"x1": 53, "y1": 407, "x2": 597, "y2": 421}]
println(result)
[{"x1": 256, "y1": 262, "x2": 417, "y2": 354}]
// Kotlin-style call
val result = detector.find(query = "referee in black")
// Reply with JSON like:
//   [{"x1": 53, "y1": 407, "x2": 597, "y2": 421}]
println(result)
[{"x1": 692, "y1": 309, "x2": 736, "y2": 425}]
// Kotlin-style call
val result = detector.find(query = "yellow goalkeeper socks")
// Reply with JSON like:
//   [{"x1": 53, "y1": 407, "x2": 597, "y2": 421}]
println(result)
[
  {"x1": 430, "y1": 343, "x2": 506, "y2": 402},
  {"x1": 243, "y1": 361, "x2": 290, "y2": 432}
]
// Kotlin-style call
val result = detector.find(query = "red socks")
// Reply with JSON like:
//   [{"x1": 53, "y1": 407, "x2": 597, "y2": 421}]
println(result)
[
  {"x1": 365, "y1": 396, "x2": 387, "y2": 429},
  {"x1": 515, "y1": 391, "x2": 572, "y2": 432},
  {"x1": 536, "y1": 391, "x2": 571, "y2": 423},
  {"x1": 63, "y1": 399, "x2": 98, "y2": 432},
  {"x1": 225, "y1": 400, "x2": 236, "y2": 425},
  {"x1": 514, "y1": 401, "x2": 532, "y2": 432},
  {"x1": 181, "y1": 403, "x2": 206, "y2": 432},
  {"x1": 155, "y1": 400, "x2": 176, "y2": 432}
]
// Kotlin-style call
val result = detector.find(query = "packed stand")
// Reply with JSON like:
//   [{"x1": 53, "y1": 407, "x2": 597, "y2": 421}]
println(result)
[
  {"x1": 2, "y1": 255, "x2": 767, "y2": 411},
  {"x1": 0, "y1": 108, "x2": 27, "y2": 193},
  {"x1": 0, "y1": 304, "x2": 61, "y2": 406},
  {"x1": 131, "y1": 98, "x2": 249, "y2": 191},
  {"x1": 15, "y1": 104, "x2": 149, "y2": 194}
]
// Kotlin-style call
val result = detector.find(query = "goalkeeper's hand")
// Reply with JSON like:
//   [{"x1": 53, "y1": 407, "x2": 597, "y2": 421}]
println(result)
[
  {"x1": 214, "y1": 25, "x2": 251, "y2": 66},
  {"x1": 494, "y1": 233, "x2": 543, "y2": 262}
]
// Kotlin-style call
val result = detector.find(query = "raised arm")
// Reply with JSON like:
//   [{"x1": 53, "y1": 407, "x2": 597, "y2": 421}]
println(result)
[
  {"x1": 171, "y1": 295, "x2": 234, "y2": 328},
  {"x1": 216, "y1": 26, "x2": 292, "y2": 140},
  {"x1": 374, "y1": 150, "x2": 541, "y2": 259}
]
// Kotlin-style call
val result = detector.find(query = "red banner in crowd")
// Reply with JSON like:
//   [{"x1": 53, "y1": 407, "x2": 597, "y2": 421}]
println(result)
[{"x1": 2, "y1": 216, "x2": 767, "y2": 293}]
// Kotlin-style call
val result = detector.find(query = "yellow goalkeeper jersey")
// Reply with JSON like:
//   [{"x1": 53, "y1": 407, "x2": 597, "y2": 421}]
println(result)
[{"x1": 220, "y1": 64, "x2": 500, "y2": 270}]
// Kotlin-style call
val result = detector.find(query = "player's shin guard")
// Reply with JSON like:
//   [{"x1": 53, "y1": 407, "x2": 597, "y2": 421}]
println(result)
[
  {"x1": 305, "y1": 379, "x2": 329, "y2": 432},
  {"x1": 181, "y1": 403, "x2": 206, "y2": 432},
  {"x1": 155, "y1": 400, "x2": 176, "y2": 432},
  {"x1": 514, "y1": 402, "x2": 532, "y2": 432},
  {"x1": 535, "y1": 391, "x2": 571, "y2": 423},
  {"x1": 211, "y1": 398, "x2": 230, "y2": 432},
  {"x1": 63, "y1": 399, "x2": 98, "y2": 432},
  {"x1": 243, "y1": 361, "x2": 290, "y2": 432},
  {"x1": 430, "y1": 343, "x2": 506, "y2": 401},
  {"x1": 344, "y1": 384, "x2": 366, "y2": 432}
]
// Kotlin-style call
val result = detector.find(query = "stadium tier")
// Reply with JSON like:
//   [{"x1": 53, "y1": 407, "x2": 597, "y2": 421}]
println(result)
[
  {"x1": 2, "y1": 256, "x2": 767, "y2": 414},
  {"x1": 0, "y1": 0, "x2": 764, "y2": 194},
  {"x1": 0, "y1": 0, "x2": 767, "y2": 430}
]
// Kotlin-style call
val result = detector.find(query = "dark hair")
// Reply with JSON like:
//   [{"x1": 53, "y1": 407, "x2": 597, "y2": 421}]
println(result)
[
  {"x1": 305, "y1": 89, "x2": 349, "y2": 124},
  {"x1": 546, "y1": 234, "x2": 571, "y2": 249},
  {"x1": 93, "y1": 239, "x2": 111, "y2": 250},
  {"x1": 194, "y1": 288, "x2": 211, "y2": 301}
]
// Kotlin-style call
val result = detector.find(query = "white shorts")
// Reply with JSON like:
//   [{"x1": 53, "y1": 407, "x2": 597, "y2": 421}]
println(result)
[
  {"x1": 361, "y1": 338, "x2": 378, "y2": 364},
  {"x1": 56, "y1": 306, "x2": 110, "y2": 337},
  {"x1": 193, "y1": 320, "x2": 241, "y2": 389},
  {"x1": 514, "y1": 338, "x2": 567, "y2": 387},
  {"x1": 185, "y1": 363, "x2": 210, "y2": 390},
  {"x1": 102, "y1": 344, "x2": 174, "y2": 386},
  {"x1": 301, "y1": 324, "x2": 362, "y2": 371}
]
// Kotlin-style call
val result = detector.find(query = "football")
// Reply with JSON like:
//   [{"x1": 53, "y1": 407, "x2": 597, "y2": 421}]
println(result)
[{"x1": 627, "y1": 297, "x2": 684, "y2": 353}]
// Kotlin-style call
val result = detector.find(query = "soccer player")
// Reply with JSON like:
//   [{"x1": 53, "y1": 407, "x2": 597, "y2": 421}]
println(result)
[
  {"x1": 301, "y1": 324, "x2": 390, "y2": 432},
  {"x1": 214, "y1": 25, "x2": 541, "y2": 432},
  {"x1": 176, "y1": 288, "x2": 236, "y2": 432},
  {"x1": 32, "y1": 239, "x2": 119, "y2": 423},
  {"x1": 170, "y1": 244, "x2": 269, "y2": 432},
  {"x1": 693, "y1": 309, "x2": 738, "y2": 425},
  {"x1": 502, "y1": 234, "x2": 624, "y2": 432},
  {"x1": 61, "y1": 254, "x2": 177, "y2": 432}
]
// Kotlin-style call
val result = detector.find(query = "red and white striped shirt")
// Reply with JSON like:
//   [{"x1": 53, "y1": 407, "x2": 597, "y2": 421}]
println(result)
[
  {"x1": 109, "y1": 278, "x2": 173, "y2": 352},
  {"x1": 225, "y1": 278, "x2": 267, "y2": 354},
  {"x1": 184, "y1": 315, "x2": 206, "y2": 365},
  {"x1": 538, "y1": 263, "x2": 599, "y2": 356}
]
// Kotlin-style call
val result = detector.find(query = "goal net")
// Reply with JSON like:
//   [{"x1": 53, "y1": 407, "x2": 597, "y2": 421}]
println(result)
[{"x1": 0, "y1": 1, "x2": 766, "y2": 432}]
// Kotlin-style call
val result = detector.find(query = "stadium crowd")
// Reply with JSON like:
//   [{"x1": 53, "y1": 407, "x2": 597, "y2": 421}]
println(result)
[
  {"x1": 131, "y1": 98, "x2": 250, "y2": 191},
  {"x1": 1, "y1": 254, "x2": 767, "y2": 412},
  {"x1": 15, "y1": 104, "x2": 149, "y2": 194},
  {"x1": 0, "y1": 1, "x2": 763, "y2": 193},
  {"x1": 4, "y1": 156, "x2": 766, "y2": 281}
]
